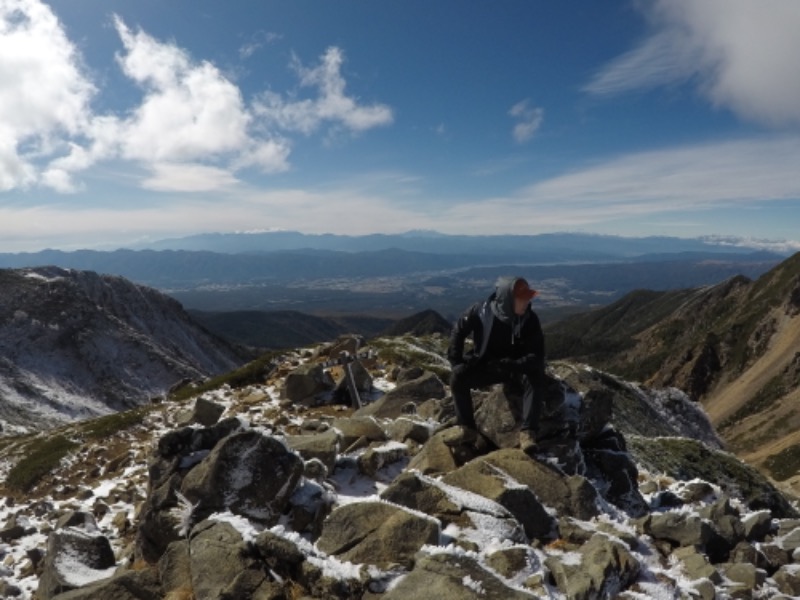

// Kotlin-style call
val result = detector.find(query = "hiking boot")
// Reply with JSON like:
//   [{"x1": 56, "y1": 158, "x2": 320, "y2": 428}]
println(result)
[
  {"x1": 519, "y1": 429, "x2": 537, "y2": 452},
  {"x1": 441, "y1": 425, "x2": 479, "y2": 447}
]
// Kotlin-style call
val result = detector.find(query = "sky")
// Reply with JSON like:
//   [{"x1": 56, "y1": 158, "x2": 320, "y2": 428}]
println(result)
[{"x1": 2, "y1": 0, "x2": 800, "y2": 252}]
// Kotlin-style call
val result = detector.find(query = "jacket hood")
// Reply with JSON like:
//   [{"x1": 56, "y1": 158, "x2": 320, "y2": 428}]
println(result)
[{"x1": 490, "y1": 276, "x2": 521, "y2": 324}]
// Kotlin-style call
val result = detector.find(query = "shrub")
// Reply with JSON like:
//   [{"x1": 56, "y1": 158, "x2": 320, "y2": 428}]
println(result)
[{"x1": 5, "y1": 435, "x2": 79, "y2": 492}]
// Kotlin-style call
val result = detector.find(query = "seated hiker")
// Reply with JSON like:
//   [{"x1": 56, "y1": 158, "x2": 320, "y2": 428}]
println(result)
[{"x1": 447, "y1": 276, "x2": 547, "y2": 451}]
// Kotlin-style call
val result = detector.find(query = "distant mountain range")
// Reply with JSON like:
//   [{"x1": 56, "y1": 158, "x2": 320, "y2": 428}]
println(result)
[
  {"x1": 133, "y1": 229, "x2": 797, "y2": 257},
  {"x1": 546, "y1": 251, "x2": 800, "y2": 496},
  {"x1": 0, "y1": 232, "x2": 787, "y2": 321}
]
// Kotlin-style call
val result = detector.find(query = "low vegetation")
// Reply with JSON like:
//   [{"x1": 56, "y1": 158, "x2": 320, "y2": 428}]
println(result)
[
  {"x1": 169, "y1": 351, "x2": 283, "y2": 402},
  {"x1": 5, "y1": 435, "x2": 79, "y2": 493},
  {"x1": 765, "y1": 444, "x2": 800, "y2": 482}
]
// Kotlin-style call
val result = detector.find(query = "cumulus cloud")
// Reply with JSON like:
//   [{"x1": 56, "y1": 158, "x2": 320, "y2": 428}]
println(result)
[
  {"x1": 253, "y1": 47, "x2": 394, "y2": 135},
  {"x1": 0, "y1": 0, "x2": 95, "y2": 190},
  {"x1": 0, "y1": 3, "x2": 391, "y2": 194},
  {"x1": 585, "y1": 0, "x2": 800, "y2": 126},
  {"x1": 509, "y1": 99, "x2": 544, "y2": 143}
]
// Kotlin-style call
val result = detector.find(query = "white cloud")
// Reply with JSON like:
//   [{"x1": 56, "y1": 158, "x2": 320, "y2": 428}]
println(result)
[
  {"x1": 437, "y1": 136, "x2": 800, "y2": 234},
  {"x1": 509, "y1": 99, "x2": 544, "y2": 143},
  {"x1": 253, "y1": 47, "x2": 394, "y2": 135},
  {"x1": 141, "y1": 163, "x2": 240, "y2": 192},
  {"x1": 585, "y1": 0, "x2": 800, "y2": 126},
  {"x1": 0, "y1": 4, "x2": 391, "y2": 194},
  {"x1": 239, "y1": 30, "x2": 281, "y2": 60},
  {"x1": 0, "y1": 0, "x2": 95, "y2": 189}
]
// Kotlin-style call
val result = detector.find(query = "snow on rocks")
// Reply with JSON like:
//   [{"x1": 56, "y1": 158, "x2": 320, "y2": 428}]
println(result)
[{"x1": 2, "y1": 336, "x2": 800, "y2": 599}]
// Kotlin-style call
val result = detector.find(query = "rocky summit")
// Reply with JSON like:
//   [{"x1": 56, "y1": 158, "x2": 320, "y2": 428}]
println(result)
[{"x1": 1, "y1": 333, "x2": 800, "y2": 599}]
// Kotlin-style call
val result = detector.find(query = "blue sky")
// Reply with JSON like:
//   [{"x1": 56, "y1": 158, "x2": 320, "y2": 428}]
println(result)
[{"x1": 2, "y1": 0, "x2": 800, "y2": 252}]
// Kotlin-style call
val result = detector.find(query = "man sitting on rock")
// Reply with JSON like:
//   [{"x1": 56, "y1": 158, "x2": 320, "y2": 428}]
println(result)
[{"x1": 447, "y1": 276, "x2": 547, "y2": 452}]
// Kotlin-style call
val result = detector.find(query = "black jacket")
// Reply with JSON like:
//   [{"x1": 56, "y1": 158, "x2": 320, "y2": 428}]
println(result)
[{"x1": 447, "y1": 276, "x2": 545, "y2": 371}]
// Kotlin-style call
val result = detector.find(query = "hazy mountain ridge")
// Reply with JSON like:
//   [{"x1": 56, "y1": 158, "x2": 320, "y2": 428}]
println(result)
[
  {"x1": 0, "y1": 234, "x2": 784, "y2": 320},
  {"x1": 546, "y1": 252, "x2": 800, "y2": 493},
  {"x1": 134, "y1": 229, "x2": 797, "y2": 257},
  {"x1": 0, "y1": 267, "x2": 246, "y2": 434}
]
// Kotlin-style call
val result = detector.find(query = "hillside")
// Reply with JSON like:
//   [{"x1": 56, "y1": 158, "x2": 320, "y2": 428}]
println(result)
[
  {"x1": 0, "y1": 267, "x2": 246, "y2": 434},
  {"x1": 546, "y1": 252, "x2": 800, "y2": 492},
  {"x1": 1, "y1": 334, "x2": 798, "y2": 598}
]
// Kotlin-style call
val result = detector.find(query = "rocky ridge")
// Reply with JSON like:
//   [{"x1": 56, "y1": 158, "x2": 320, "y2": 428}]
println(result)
[
  {"x1": 0, "y1": 267, "x2": 245, "y2": 434},
  {"x1": 1, "y1": 334, "x2": 799, "y2": 599},
  {"x1": 547, "y1": 252, "x2": 800, "y2": 496}
]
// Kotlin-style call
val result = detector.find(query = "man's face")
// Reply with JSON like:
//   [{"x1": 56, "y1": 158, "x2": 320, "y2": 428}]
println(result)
[{"x1": 513, "y1": 297, "x2": 528, "y2": 315}]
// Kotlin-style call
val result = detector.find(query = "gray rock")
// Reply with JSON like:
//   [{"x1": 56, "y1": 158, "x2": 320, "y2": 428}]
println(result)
[
  {"x1": 157, "y1": 540, "x2": 191, "y2": 596},
  {"x1": 357, "y1": 443, "x2": 409, "y2": 477},
  {"x1": 316, "y1": 500, "x2": 440, "y2": 568},
  {"x1": 639, "y1": 511, "x2": 713, "y2": 547},
  {"x1": 354, "y1": 372, "x2": 446, "y2": 419},
  {"x1": 718, "y1": 562, "x2": 765, "y2": 589},
  {"x1": 742, "y1": 510, "x2": 774, "y2": 541},
  {"x1": 332, "y1": 416, "x2": 387, "y2": 448},
  {"x1": 182, "y1": 395, "x2": 226, "y2": 426},
  {"x1": 386, "y1": 417, "x2": 431, "y2": 444},
  {"x1": 380, "y1": 471, "x2": 468, "y2": 526},
  {"x1": 485, "y1": 546, "x2": 535, "y2": 578},
  {"x1": 282, "y1": 362, "x2": 335, "y2": 402},
  {"x1": 38, "y1": 528, "x2": 117, "y2": 600},
  {"x1": 288, "y1": 479, "x2": 334, "y2": 537},
  {"x1": 779, "y1": 526, "x2": 800, "y2": 551},
  {"x1": 406, "y1": 430, "x2": 460, "y2": 475},
  {"x1": 284, "y1": 428, "x2": 341, "y2": 473},
  {"x1": 545, "y1": 533, "x2": 640, "y2": 600},
  {"x1": 48, "y1": 568, "x2": 161, "y2": 600},
  {"x1": 383, "y1": 552, "x2": 536, "y2": 600},
  {"x1": 672, "y1": 546, "x2": 721, "y2": 584},
  {"x1": 441, "y1": 457, "x2": 557, "y2": 541},
  {"x1": 476, "y1": 449, "x2": 600, "y2": 521},
  {"x1": 181, "y1": 430, "x2": 304, "y2": 524},
  {"x1": 774, "y1": 564, "x2": 800, "y2": 596},
  {"x1": 188, "y1": 520, "x2": 252, "y2": 600}
]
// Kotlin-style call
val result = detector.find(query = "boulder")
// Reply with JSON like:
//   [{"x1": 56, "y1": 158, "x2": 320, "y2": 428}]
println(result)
[
  {"x1": 545, "y1": 533, "x2": 640, "y2": 600},
  {"x1": 316, "y1": 501, "x2": 440, "y2": 568},
  {"x1": 639, "y1": 511, "x2": 714, "y2": 547},
  {"x1": 385, "y1": 417, "x2": 432, "y2": 445},
  {"x1": 180, "y1": 430, "x2": 304, "y2": 524},
  {"x1": 476, "y1": 449, "x2": 600, "y2": 521},
  {"x1": 178, "y1": 396, "x2": 226, "y2": 426},
  {"x1": 383, "y1": 552, "x2": 536, "y2": 600},
  {"x1": 284, "y1": 428, "x2": 341, "y2": 473},
  {"x1": 354, "y1": 372, "x2": 446, "y2": 419},
  {"x1": 187, "y1": 520, "x2": 262, "y2": 600},
  {"x1": 441, "y1": 458, "x2": 557, "y2": 541},
  {"x1": 47, "y1": 568, "x2": 161, "y2": 600},
  {"x1": 332, "y1": 416, "x2": 387, "y2": 449},
  {"x1": 282, "y1": 363, "x2": 335, "y2": 402},
  {"x1": 157, "y1": 540, "x2": 192, "y2": 596},
  {"x1": 38, "y1": 528, "x2": 117, "y2": 600}
]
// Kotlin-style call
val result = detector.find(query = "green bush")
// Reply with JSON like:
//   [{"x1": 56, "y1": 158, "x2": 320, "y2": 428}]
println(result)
[
  {"x1": 170, "y1": 351, "x2": 282, "y2": 402},
  {"x1": 79, "y1": 407, "x2": 150, "y2": 439},
  {"x1": 5, "y1": 435, "x2": 79, "y2": 492},
  {"x1": 765, "y1": 444, "x2": 800, "y2": 482}
]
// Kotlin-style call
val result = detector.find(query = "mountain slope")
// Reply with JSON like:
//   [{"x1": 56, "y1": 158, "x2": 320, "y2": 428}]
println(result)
[
  {"x1": 0, "y1": 334, "x2": 797, "y2": 598},
  {"x1": 546, "y1": 252, "x2": 800, "y2": 491},
  {"x1": 0, "y1": 267, "x2": 245, "y2": 434}
]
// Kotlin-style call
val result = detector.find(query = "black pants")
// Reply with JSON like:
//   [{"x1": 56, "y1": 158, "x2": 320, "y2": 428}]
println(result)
[{"x1": 450, "y1": 361, "x2": 546, "y2": 432}]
